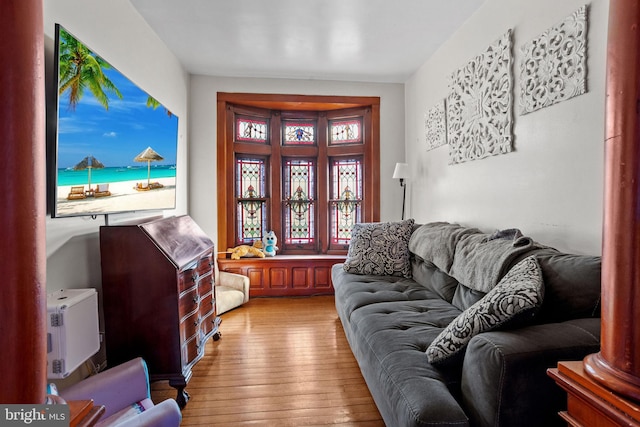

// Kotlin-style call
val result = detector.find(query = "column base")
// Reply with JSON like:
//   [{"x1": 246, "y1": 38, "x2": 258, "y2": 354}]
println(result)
[{"x1": 584, "y1": 352, "x2": 640, "y2": 403}]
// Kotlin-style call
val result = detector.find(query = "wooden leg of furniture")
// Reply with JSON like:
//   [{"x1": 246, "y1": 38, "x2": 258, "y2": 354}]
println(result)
[{"x1": 168, "y1": 379, "x2": 189, "y2": 409}]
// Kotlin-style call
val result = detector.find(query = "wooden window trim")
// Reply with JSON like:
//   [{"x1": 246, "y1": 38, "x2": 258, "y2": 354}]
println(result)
[{"x1": 217, "y1": 92, "x2": 380, "y2": 255}]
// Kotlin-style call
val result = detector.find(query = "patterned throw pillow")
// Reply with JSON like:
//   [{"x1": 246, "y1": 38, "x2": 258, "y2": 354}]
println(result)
[
  {"x1": 426, "y1": 255, "x2": 544, "y2": 365},
  {"x1": 343, "y1": 219, "x2": 415, "y2": 278}
]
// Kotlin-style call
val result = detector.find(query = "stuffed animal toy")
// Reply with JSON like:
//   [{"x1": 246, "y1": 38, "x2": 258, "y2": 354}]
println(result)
[
  {"x1": 262, "y1": 231, "x2": 279, "y2": 257},
  {"x1": 227, "y1": 240, "x2": 265, "y2": 260}
]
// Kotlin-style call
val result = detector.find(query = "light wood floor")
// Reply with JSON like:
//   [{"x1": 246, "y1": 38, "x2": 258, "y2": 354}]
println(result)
[{"x1": 150, "y1": 295, "x2": 384, "y2": 426}]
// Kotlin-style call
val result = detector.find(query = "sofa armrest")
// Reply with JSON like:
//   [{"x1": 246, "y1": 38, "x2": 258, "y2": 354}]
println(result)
[
  {"x1": 60, "y1": 357, "x2": 150, "y2": 418},
  {"x1": 117, "y1": 399, "x2": 182, "y2": 427},
  {"x1": 461, "y1": 318, "x2": 600, "y2": 427},
  {"x1": 219, "y1": 271, "x2": 250, "y2": 303}
]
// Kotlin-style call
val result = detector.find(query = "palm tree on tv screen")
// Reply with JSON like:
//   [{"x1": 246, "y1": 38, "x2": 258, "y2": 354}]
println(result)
[
  {"x1": 146, "y1": 95, "x2": 174, "y2": 117},
  {"x1": 57, "y1": 28, "x2": 123, "y2": 111}
]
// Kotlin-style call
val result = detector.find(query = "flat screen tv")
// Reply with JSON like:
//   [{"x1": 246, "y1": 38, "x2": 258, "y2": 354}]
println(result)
[{"x1": 49, "y1": 24, "x2": 179, "y2": 219}]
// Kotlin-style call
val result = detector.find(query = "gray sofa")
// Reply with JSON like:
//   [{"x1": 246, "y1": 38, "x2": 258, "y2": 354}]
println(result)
[{"x1": 332, "y1": 220, "x2": 601, "y2": 427}]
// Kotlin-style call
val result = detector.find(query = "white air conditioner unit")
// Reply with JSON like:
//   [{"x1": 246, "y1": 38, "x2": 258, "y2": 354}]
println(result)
[{"x1": 47, "y1": 288, "x2": 100, "y2": 379}]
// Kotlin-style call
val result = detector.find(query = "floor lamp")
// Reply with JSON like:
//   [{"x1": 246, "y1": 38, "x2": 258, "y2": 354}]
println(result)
[{"x1": 393, "y1": 162, "x2": 409, "y2": 220}]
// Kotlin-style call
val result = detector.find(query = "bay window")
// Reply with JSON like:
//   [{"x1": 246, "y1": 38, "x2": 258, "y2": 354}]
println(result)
[{"x1": 217, "y1": 93, "x2": 380, "y2": 255}]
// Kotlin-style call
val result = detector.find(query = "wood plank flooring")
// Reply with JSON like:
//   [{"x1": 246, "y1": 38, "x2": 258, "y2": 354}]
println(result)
[{"x1": 150, "y1": 295, "x2": 384, "y2": 426}]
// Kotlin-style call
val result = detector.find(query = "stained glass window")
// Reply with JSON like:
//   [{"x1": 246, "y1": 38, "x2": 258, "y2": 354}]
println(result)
[
  {"x1": 236, "y1": 157, "x2": 267, "y2": 244},
  {"x1": 283, "y1": 159, "x2": 315, "y2": 245},
  {"x1": 330, "y1": 158, "x2": 362, "y2": 245},
  {"x1": 283, "y1": 122, "x2": 315, "y2": 145},
  {"x1": 226, "y1": 102, "x2": 375, "y2": 256},
  {"x1": 330, "y1": 118, "x2": 362, "y2": 145},
  {"x1": 236, "y1": 118, "x2": 268, "y2": 143}
]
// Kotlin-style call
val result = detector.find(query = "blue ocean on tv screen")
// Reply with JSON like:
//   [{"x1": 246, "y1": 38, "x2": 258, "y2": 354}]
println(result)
[{"x1": 57, "y1": 165, "x2": 176, "y2": 186}]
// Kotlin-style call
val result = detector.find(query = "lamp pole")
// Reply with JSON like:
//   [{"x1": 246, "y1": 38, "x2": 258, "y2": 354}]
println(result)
[
  {"x1": 393, "y1": 162, "x2": 409, "y2": 221},
  {"x1": 400, "y1": 178, "x2": 406, "y2": 220}
]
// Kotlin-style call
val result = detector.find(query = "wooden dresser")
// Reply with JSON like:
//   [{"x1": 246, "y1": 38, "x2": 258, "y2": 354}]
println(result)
[{"x1": 100, "y1": 215, "x2": 220, "y2": 408}]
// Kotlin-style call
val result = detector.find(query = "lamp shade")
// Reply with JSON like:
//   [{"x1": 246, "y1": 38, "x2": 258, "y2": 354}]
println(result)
[{"x1": 392, "y1": 162, "x2": 409, "y2": 180}]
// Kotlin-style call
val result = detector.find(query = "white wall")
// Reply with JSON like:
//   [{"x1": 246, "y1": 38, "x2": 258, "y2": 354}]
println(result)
[
  {"x1": 404, "y1": 0, "x2": 608, "y2": 255},
  {"x1": 188, "y1": 76, "x2": 405, "y2": 245},
  {"x1": 44, "y1": 0, "x2": 190, "y2": 293}
]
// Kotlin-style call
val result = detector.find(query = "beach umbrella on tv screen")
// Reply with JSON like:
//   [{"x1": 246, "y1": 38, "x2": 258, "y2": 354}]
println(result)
[
  {"x1": 134, "y1": 146, "x2": 164, "y2": 186},
  {"x1": 73, "y1": 155, "x2": 105, "y2": 189}
]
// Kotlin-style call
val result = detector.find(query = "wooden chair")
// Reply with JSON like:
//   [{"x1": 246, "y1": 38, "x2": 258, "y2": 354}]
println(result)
[
  {"x1": 67, "y1": 186, "x2": 86, "y2": 200},
  {"x1": 135, "y1": 182, "x2": 150, "y2": 191},
  {"x1": 94, "y1": 183, "x2": 111, "y2": 197}
]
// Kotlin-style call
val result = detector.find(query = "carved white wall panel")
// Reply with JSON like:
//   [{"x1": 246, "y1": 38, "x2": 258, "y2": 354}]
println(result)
[
  {"x1": 519, "y1": 5, "x2": 588, "y2": 115},
  {"x1": 447, "y1": 30, "x2": 513, "y2": 165},
  {"x1": 425, "y1": 100, "x2": 447, "y2": 150}
]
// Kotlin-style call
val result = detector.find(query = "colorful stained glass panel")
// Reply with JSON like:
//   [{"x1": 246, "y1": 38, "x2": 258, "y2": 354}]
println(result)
[
  {"x1": 237, "y1": 201, "x2": 265, "y2": 244},
  {"x1": 284, "y1": 122, "x2": 315, "y2": 145},
  {"x1": 236, "y1": 118, "x2": 268, "y2": 143},
  {"x1": 236, "y1": 158, "x2": 267, "y2": 244},
  {"x1": 330, "y1": 158, "x2": 362, "y2": 244},
  {"x1": 236, "y1": 158, "x2": 265, "y2": 197},
  {"x1": 330, "y1": 119, "x2": 362, "y2": 144},
  {"x1": 283, "y1": 159, "x2": 315, "y2": 245}
]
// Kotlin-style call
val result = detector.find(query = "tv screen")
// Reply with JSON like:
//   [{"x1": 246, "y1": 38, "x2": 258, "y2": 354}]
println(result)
[{"x1": 50, "y1": 24, "x2": 179, "y2": 218}]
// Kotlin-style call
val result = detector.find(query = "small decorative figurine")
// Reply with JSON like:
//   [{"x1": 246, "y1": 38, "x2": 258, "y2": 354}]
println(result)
[{"x1": 262, "y1": 231, "x2": 278, "y2": 257}]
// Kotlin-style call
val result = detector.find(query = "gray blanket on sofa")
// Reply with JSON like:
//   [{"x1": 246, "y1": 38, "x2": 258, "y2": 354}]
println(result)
[{"x1": 409, "y1": 222, "x2": 547, "y2": 293}]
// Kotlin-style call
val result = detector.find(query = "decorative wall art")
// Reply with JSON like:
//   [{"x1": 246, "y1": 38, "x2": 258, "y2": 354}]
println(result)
[
  {"x1": 519, "y1": 5, "x2": 588, "y2": 115},
  {"x1": 425, "y1": 100, "x2": 447, "y2": 150},
  {"x1": 447, "y1": 30, "x2": 514, "y2": 165}
]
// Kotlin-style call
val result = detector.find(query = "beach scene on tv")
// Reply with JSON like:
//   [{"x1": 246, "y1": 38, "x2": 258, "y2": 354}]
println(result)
[{"x1": 54, "y1": 26, "x2": 178, "y2": 218}]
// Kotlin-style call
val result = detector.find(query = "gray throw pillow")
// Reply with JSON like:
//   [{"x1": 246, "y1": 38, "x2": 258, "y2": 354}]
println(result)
[
  {"x1": 426, "y1": 255, "x2": 544, "y2": 365},
  {"x1": 343, "y1": 219, "x2": 415, "y2": 278}
]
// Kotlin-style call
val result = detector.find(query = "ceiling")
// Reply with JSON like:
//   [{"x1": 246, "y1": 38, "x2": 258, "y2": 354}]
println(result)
[{"x1": 130, "y1": 0, "x2": 485, "y2": 84}]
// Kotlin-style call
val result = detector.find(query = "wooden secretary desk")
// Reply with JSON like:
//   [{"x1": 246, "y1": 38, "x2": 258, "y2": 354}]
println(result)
[{"x1": 100, "y1": 215, "x2": 220, "y2": 408}]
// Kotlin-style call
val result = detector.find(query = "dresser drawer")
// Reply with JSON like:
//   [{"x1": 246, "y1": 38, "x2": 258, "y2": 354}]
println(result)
[
  {"x1": 201, "y1": 312, "x2": 221, "y2": 340},
  {"x1": 179, "y1": 311, "x2": 199, "y2": 343},
  {"x1": 182, "y1": 335, "x2": 202, "y2": 366},
  {"x1": 199, "y1": 293, "x2": 214, "y2": 317},
  {"x1": 198, "y1": 275, "x2": 213, "y2": 298},
  {"x1": 178, "y1": 286, "x2": 199, "y2": 319},
  {"x1": 196, "y1": 254, "x2": 213, "y2": 276},
  {"x1": 178, "y1": 266, "x2": 198, "y2": 293}
]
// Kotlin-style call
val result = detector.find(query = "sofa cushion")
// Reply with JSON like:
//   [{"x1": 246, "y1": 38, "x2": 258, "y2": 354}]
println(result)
[
  {"x1": 343, "y1": 219, "x2": 415, "y2": 278},
  {"x1": 451, "y1": 284, "x2": 485, "y2": 311},
  {"x1": 534, "y1": 250, "x2": 601, "y2": 322},
  {"x1": 426, "y1": 255, "x2": 544, "y2": 365},
  {"x1": 411, "y1": 256, "x2": 460, "y2": 303},
  {"x1": 332, "y1": 264, "x2": 439, "y2": 323}
]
